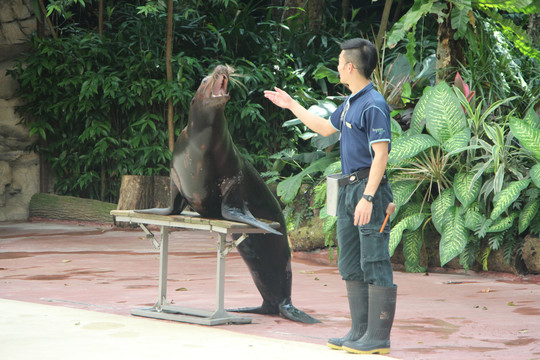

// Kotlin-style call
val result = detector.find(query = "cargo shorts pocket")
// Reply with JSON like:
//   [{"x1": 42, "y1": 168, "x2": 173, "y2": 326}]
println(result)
[{"x1": 360, "y1": 231, "x2": 390, "y2": 262}]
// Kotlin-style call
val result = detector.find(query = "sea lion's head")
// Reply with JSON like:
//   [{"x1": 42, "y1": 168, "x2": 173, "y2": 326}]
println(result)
[
  {"x1": 192, "y1": 65, "x2": 231, "y2": 109},
  {"x1": 188, "y1": 65, "x2": 232, "y2": 128}
]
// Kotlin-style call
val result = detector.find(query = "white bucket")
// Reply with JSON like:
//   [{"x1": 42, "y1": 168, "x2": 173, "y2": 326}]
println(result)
[{"x1": 326, "y1": 173, "x2": 341, "y2": 216}]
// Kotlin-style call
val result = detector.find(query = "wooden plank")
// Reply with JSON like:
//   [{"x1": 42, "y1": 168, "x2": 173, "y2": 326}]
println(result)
[{"x1": 110, "y1": 210, "x2": 279, "y2": 232}]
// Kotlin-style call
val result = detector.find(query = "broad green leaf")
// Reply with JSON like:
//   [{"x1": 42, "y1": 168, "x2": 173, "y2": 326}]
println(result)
[
  {"x1": 439, "y1": 206, "x2": 469, "y2": 266},
  {"x1": 487, "y1": 213, "x2": 518, "y2": 233},
  {"x1": 519, "y1": 200, "x2": 540, "y2": 234},
  {"x1": 477, "y1": 0, "x2": 539, "y2": 14},
  {"x1": 277, "y1": 173, "x2": 306, "y2": 204},
  {"x1": 389, "y1": 213, "x2": 425, "y2": 256},
  {"x1": 389, "y1": 180, "x2": 417, "y2": 210},
  {"x1": 390, "y1": 117, "x2": 403, "y2": 137},
  {"x1": 454, "y1": 171, "x2": 481, "y2": 207},
  {"x1": 450, "y1": 4, "x2": 470, "y2": 39},
  {"x1": 409, "y1": 86, "x2": 431, "y2": 134},
  {"x1": 311, "y1": 132, "x2": 340, "y2": 150},
  {"x1": 388, "y1": 134, "x2": 439, "y2": 163},
  {"x1": 523, "y1": 106, "x2": 540, "y2": 129},
  {"x1": 510, "y1": 117, "x2": 540, "y2": 160},
  {"x1": 403, "y1": 229, "x2": 426, "y2": 273},
  {"x1": 277, "y1": 155, "x2": 336, "y2": 203},
  {"x1": 510, "y1": 116, "x2": 540, "y2": 160},
  {"x1": 424, "y1": 82, "x2": 467, "y2": 143},
  {"x1": 443, "y1": 127, "x2": 471, "y2": 154},
  {"x1": 491, "y1": 179, "x2": 531, "y2": 220},
  {"x1": 431, "y1": 188, "x2": 455, "y2": 234},
  {"x1": 387, "y1": 0, "x2": 434, "y2": 48},
  {"x1": 531, "y1": 163, "x2": 540, "y2": 188},
  {"x1": 464, "y1": 204, "x2": 485, "y2": 231}
]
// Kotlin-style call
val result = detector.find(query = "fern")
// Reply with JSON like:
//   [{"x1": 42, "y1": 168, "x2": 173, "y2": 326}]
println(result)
[
  {"x1": 476, "y1": 0, "x2": 540, "y2": 14},
  {"x1": 482, "y1": 8, "x2": 540, "y2": 61}
]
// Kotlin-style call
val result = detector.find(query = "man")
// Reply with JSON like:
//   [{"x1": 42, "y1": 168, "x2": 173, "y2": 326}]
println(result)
[{"x1": 264, "y1": 38, "x2": 396, "y2": 355}]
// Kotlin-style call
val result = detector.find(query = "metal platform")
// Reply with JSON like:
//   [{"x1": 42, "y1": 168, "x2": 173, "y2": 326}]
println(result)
[{"x1": 110, "y1": 210, "x2": 280, "y2": 326}]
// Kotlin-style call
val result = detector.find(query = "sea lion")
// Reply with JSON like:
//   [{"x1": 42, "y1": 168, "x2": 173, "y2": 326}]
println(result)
[{"x1": 136, "y1": 65, "x2": 319, "y2": 324}]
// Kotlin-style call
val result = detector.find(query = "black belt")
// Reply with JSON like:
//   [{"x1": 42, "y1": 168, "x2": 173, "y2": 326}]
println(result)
[{"x1": 337, "y1": 168, "x2": 388, "y2": 187}]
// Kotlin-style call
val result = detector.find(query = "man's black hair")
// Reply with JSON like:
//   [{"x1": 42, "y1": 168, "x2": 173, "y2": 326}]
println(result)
[{"x1": 340, "y1": 38, "x2": 378, "y2": 78}]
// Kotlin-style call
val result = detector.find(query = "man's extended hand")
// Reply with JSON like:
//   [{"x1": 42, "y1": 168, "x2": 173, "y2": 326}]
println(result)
[{"x1": 264, "y1": 87, "x2": 295, "y2": 110}]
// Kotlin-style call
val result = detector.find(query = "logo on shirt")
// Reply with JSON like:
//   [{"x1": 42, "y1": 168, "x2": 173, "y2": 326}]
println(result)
[{"x1": 372, "y1": 127, "x2": 385, "y2": 135}]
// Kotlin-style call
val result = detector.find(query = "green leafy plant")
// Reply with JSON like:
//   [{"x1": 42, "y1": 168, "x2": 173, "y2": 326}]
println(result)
[{"x1": 388, "y1": 76, "x2": 539, "y2": 272}]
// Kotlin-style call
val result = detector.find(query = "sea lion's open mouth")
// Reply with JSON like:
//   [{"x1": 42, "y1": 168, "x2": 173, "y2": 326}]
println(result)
[{"x1": 211, "y1": 73, "x2": 229, "y2": 98}]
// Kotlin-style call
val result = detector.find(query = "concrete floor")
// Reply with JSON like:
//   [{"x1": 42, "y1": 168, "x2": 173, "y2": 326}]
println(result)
[{"x1": 1, "y1": 221, "x2": 539, "y2": 360}]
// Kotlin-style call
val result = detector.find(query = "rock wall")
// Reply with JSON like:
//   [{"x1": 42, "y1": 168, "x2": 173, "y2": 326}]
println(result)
[{"x1": 0, "y1": 0, "x2": 40, "y2": 221}]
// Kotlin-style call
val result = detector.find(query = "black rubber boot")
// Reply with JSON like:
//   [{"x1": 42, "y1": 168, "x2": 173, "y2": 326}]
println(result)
[
  {"x1": 327, "y1": 280, "x2": 369, "y2": 350},
  {"x1": 342, "y1": 284, "x2": 397, "y2": 354}
]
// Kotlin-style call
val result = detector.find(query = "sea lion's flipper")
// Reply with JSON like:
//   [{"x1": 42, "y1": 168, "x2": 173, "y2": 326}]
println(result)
[
  {"x1": 135, "y1": 171, "x2": 187, "y2": 215},
  {"x1": 227, "y1": 302, "x2": 278, "y2": 315},
  {"x1": 279, "y1": 300, "x2": 321, "y2": 324},
  {"x1": 228, "y1": 300, "x2": 321, "y2": 324},
  {"x1": 221, "y1": 200, "x2": 282, "y2": 235},
  {"x1": 220, "y1": 177, "x2": 282, "y2": 235}
]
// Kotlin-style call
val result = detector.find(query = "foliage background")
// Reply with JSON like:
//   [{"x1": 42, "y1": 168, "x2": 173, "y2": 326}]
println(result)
[{"x1": 10, "y1": 0, "x2": 540, "y2": 271}]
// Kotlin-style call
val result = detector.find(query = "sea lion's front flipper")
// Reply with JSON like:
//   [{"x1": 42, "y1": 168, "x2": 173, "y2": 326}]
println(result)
[
  {"x1": 221, "y1": 200, "x2": 282, "y2": 235},
  {"x1": 220, "y1": 177, "x2": 282, "y2": 235},
  {"x1": 135, "y1": 171, "x2": 187, "y2": 215}
]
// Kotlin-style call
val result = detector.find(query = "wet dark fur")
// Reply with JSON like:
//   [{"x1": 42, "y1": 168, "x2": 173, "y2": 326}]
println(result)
[{"x1": 136, "y1": 65, "x2": 319, "y2": 324}]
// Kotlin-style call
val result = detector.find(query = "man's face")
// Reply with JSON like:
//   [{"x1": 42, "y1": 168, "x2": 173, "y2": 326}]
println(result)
[{"x1": 337, "y1": 51, "x2": 351, "y2": 88}]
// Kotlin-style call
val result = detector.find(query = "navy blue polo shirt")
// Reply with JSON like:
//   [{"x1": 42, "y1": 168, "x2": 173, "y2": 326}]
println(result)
[{"x1": 329, "y1": 82, "x2": 391, "y2": 175}]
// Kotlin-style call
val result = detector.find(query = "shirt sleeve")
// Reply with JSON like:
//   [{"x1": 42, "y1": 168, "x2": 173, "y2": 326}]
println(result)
[
  {"x1": 363, "y1": 105, "x2": 391, "y2": 146},
  {"x1": 330, "y1": 103, "x2": 345, "y2": 131}
]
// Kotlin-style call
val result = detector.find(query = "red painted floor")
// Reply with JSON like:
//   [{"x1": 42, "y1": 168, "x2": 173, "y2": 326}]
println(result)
[{"x1": 1, "y1": 221, "x2": 539, "y2": 359}]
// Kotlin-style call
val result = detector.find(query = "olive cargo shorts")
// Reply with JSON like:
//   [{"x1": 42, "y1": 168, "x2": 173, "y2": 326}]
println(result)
[{"x1": 336, "y1": 178, "x2": 394, "y2": 286}]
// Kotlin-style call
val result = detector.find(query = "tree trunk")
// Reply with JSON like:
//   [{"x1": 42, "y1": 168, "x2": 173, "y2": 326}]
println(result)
[
  {"x1": 283, "y1": 0, "x2": 307, "y2": 24},
  {"x1": 435, "y1": 3, "x2": 464, "y2": 84},
  {"x1": 98, "y1": 0, "x2": 103, "y2": 36},
  {"x1": 307, "y1": 0, "x2": 325, "y2": 33},
  {"x1": 375, "y1": 0, "x2": 393, "y2": 52},
  {"x1": 38, "y1": 0, "x2": 57, "y2": 39},
  {"x1": 29, "y1": 193, "x2": 117, "y2": 223},
  {"x1": 116, "y1": 175, "x2": 170, "y2": 210},
  {"x1": 342, "y1": 0, "x2": 350, "y2": 23},
  {"x1": 166, "y1": 0, "x2": 175, "y2": 152}
]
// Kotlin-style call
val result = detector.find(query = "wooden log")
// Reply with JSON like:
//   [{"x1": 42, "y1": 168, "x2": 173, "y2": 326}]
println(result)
[
  {"x1": 29, "y1": 193, "x2": 117, "y2": 223},
  {"x1": 116, "y1": 175, "x2": 169, "y2": 210}
]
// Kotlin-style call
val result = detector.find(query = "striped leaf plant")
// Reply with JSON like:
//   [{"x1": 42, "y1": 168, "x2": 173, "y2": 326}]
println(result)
[{"x1": 388, "y1": 81, "x2": 540, "y2": 271}]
